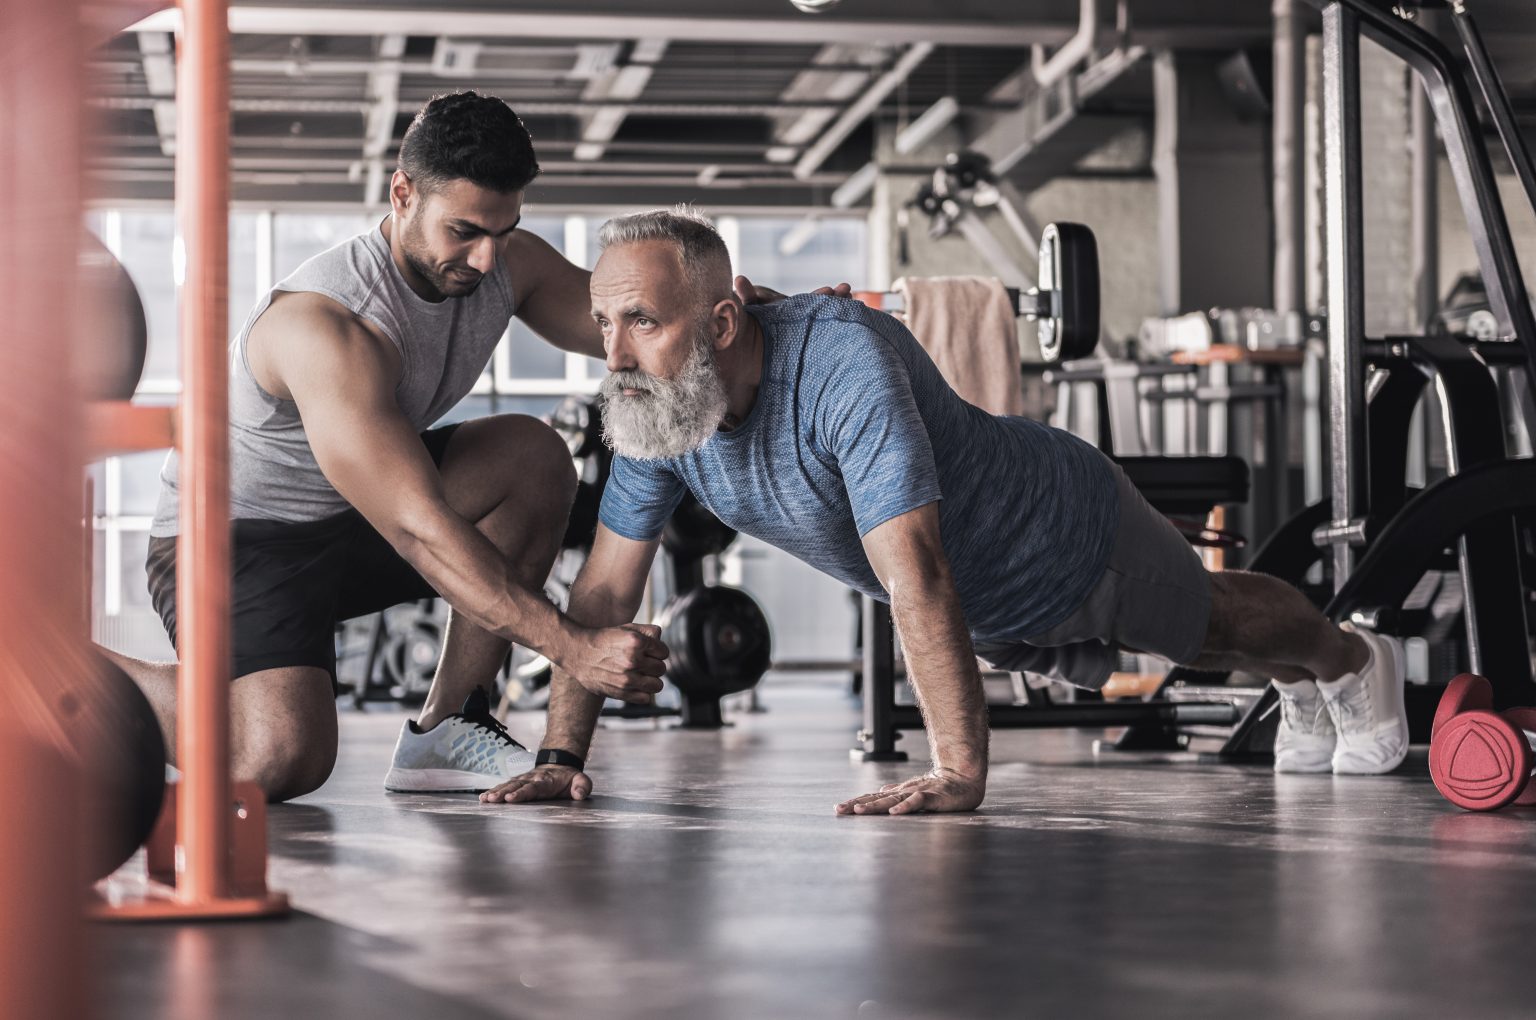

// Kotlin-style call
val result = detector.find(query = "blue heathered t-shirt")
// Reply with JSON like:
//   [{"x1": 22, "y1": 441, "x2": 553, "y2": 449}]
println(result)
[{"x1": 598, "y1": 293, "x2": 1120, "y2": 643}]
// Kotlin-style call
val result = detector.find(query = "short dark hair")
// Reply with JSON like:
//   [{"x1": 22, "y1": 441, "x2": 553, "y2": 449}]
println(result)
[{"x1": 397, "y1": 91, "x2": 540, "y2": 194}]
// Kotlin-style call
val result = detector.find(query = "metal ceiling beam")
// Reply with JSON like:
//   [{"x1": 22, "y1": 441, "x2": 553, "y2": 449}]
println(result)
[
  {"x1": 92, "y1": 176, "x2": 851, "y2": 211},
  {"x1": 136, "y1": 31, "x2": 177, "y2": 156},
  {"x1": 102, "y1": 133, "x2": 795, "y2": 156},
  {"x1": 122, "y1": 7, "x2": 1291, "y2": 51},
  {"x1": 92, "y1": 155, "x2": 807, "y2": 175},
  {"x1": 363, "y1": 34, "x2": 406, "y2": 207},
  {"x1": 89, "y1": 167, "x2": 847, "y2": 190},
  {"x1": 969, "y1": 44, "x2": 1148, "y2": 176},
  {"x1": 125, "y1": 6, "x2": 1225, "y2": 48},
  {"x1": 92, "y1": 95, "x2": 857, "y2": 117},
  {"x1": 772, "y1": 45, "x2": 884, "y2": 154},
  {"x1": 576, "y1": 38, "x2": 667, "y2": 162},
  {"x1": 794, "y1": 41, "x2": 933, "y2": 180}
]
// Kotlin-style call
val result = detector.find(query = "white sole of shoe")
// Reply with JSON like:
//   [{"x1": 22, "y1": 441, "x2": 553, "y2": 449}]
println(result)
[
  {"x1": 1274, "y1": 752, "x2": 1334, "y2": 774},
  {"x1": 383, "y1": 767, "x2": 499, "y2": 793},
  {"x1": 1332, "y1": 741, "x2": 1410, "y2": 776}
]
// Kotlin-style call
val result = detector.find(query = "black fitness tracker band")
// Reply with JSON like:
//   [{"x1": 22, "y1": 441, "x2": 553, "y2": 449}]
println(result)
[{"x1": 535, "y1": 748, "x2": 586, "y2": 771}]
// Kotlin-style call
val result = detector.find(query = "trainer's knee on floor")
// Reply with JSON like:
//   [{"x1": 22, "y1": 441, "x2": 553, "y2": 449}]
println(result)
[{"x1": 236, "y1": 726, "x2": 336, "y2": 803}]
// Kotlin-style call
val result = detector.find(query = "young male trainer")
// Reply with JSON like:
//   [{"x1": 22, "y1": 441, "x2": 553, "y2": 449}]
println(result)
[
  {"x1": 479, "y1": 207, "x2": 1412, "y2": 816},
  {"x1": 108, "y1": 94, "x2": 806, "y2": 802}
]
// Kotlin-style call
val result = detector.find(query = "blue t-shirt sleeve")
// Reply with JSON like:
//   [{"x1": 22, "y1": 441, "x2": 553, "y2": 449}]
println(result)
[
  {"x1": 819, "y1": 324, "x2": 944, "y2": 536},
  {"x1": 598, "y1": 455, "x2": 688, "y2": 542}
]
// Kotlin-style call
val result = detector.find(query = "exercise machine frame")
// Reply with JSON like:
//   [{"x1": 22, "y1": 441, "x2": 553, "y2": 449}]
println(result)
[{"x1": 853, "y1": 0, "x2": 1536, "y2": 761}]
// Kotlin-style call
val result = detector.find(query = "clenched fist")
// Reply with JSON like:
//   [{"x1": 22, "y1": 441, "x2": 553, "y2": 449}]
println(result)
[{"x1": 556, "y1": 622, "x2": 669, "y2": 703}]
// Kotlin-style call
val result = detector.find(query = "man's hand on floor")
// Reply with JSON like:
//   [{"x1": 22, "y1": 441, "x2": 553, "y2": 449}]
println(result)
[
  {"x1": 835, "y1": 767, "x2": 987, "y2": 816},
  {"x1": 734, "y1": 275, "x2": 852, "y2": 305},
  {"x1": 480, "y1": 765, "x2": 592, "y2": 804}
]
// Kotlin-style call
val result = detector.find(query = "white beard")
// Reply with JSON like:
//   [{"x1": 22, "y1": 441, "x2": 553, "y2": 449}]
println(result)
[{"x1": 599, "y1": 328, "x2": 728, "y2": 460}]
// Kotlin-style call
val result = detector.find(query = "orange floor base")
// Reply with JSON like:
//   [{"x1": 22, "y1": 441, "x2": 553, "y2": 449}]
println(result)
[{"x1": 90, "y1": 875, "x2": 289, "y2": 922}]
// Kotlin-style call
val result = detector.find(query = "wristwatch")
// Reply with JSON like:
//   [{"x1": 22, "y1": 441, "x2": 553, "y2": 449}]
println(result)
[{"x1": 535, "y1": 748, "x2": 585, "y2": 771}]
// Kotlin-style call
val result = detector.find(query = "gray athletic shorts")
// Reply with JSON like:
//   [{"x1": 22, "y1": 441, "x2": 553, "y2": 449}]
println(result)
[{"x1": 971, "y1": 462, "x2": 1213, "y2": 690}]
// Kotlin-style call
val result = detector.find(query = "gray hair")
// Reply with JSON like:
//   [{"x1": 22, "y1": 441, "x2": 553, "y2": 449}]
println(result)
[{"x1": 597, "y1": 205, "x2": 733, "y2": 302}]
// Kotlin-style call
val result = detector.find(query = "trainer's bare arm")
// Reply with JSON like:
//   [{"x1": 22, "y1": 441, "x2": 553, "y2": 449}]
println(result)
[
  {"x1": 506, "y1": 231, "x2": 605, "y2": 359},
  {"x1": 248, "y1": 293, "x2": 663, "y2": 702},
  {"x1": 506, "y1": 229, "x2": 852, "y2": 361},
  {"x1": 836, "y1": 503, "x2": 990, "y2": 816},
  {"x1": 480, "y1": 523, "x2": 661, "y2": 804}
]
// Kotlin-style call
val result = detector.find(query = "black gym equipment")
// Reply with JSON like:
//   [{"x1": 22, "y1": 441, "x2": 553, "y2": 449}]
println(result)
[
  {"x1": 661, "y1": 492, "x2": 738, "y2": 560},
  {"x1": 550, "y1": 393, "x2": 604, "y2": 459},
  {"x1": 1223, "y1": 0, "x2": 1536, "y2": 748},
  {"x1": 654, "y1": 584, "x2": 772, "y2": 728},
  {"x1": 627, "y1": 485, "x2": 772, "y2": 728},
  {"x1": 62, "y1": 652, "x2": 167, "y2": 880},
  {"x1": 563, "y1": 479, "x2": 603, "y2": 551},
  {"x1": 341, "y1": 391, "x2": 775, "y2": 719},
  {"x1": 1030, "y1": 222, "x2": 1100, "y2": 364},
  {"x1": 859, "y1": 0, "x2": 1536, "y2": 762},
  {"x1": 76, "y1": 232, "x2": 148, "y2": 400},
  {"x1": 855, "y1": 214, "x2": 1254, "y2": 759},
  {"x1": 855, "y1": 446, "x2": 1252, "y2": 761},
  {"x1": 907, "y1": 154, "x2": 1101, "y2": 363},
  {"x1": 552, "y1": 393, "x2": 615, "y2": 553}
]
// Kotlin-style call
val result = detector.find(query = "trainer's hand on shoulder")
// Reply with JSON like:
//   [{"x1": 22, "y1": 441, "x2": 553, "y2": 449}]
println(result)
[
  {"x1": 480, "y1": 765, "x2": 592, "y2": 805},
  {"x1": 734, "y1": 275, "x2": 853, "y2": 305},
  {"x1": 557, "y1": 622, "x2": 668, "y2": 704},
  {"x1": 834, "y1": 768, "x2": 986, "y2": 817}
]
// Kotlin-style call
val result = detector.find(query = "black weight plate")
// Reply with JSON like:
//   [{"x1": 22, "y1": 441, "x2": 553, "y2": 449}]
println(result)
[
  {"x1": 661, "y1": 493, "x2": 737, "y2": 559},
  {"x1": 1036, "y1": 221, "x2": 1100, "y2": 363},
  {"x1": 658, "y1": 586, "x2": 771, "y2": 697},
  {"x1": 77, "y1": 232, "x2": 149, "y2": 400}
]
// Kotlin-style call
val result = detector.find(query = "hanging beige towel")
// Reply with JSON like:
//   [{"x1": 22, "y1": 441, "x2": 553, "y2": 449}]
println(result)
[{"x1": 892, "y1": 276, "x2": 1025, "y2": 417}]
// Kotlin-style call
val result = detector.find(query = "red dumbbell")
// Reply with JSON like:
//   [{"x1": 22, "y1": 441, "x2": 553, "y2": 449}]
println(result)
[{"x1": 1428, "y1": 673, "x2": 1536, "y2": 812}]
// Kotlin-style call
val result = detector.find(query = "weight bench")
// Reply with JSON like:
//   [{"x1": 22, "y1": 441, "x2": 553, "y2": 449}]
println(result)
[
  {"x1": 852, "y1": 219, "x2": 1257, "y2": 761},
  {"x1": 1115, "y1": 455, "x2": 1250, "y2": 518},
  {"x1": 854, "y1": 453, "x2": 1252, "y2": 761}
]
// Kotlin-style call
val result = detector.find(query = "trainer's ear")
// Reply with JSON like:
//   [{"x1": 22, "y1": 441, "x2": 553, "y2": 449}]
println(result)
[{"x1": 390, "y1": 170, "x2": 418, "y2": 218}]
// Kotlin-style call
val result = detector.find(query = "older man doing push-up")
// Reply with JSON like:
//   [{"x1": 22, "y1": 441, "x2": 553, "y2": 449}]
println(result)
[{"x1": 481, "y1": 207, "x2": 1411, "y2": 815}]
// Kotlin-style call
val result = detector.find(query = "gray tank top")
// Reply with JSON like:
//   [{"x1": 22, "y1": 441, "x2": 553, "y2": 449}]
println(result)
[{"x1": 150, "y1": 220, "x2": 516, "y2": 535}]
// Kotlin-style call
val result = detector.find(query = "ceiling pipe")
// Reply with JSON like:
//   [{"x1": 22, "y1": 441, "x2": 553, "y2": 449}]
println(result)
[
  {"x1": 793, "y1": 41, "x2": 933, "y2": 181},
  {"x1": 127, "y1": 7, "x2": 1058, "y2": 47},
  {"x1": 1032, "y1": 0, "x2": 1100, "y2": 88},
  {"x1": 893, "y1": 95, "x2": 960, "y2": 155}
]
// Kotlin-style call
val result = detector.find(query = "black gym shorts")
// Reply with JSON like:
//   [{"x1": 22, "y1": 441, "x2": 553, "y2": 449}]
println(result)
[{"x1": 145, "y1": 424, "x2": 460, "y2": 683}]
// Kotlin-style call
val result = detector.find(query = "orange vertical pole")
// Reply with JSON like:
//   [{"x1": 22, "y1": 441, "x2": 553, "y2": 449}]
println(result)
[
  {"x1": 0, "y1": 0, "x2": 91, "y2": 1014},
  {"x1": 93, "y1": 0, "x2": 283, "y2": 923},
  {"x1": 174, "y1": 0, "x2": 234, "y2": 905}
]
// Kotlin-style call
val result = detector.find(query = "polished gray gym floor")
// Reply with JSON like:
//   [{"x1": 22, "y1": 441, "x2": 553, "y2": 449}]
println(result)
[{"x1": 98, "y1": 679, "x2": 1536, "y2": 1020}]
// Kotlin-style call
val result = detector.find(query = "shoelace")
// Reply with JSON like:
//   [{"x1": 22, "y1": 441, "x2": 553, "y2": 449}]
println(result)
[
  {"x1": 462, "y1": 711, "x2": 527, "y2": 752},
  {"x1": 1279, "y1": 690, "x2": 1329, "y2": 733},
  {"x1": 1324, "y1": 680, "x2": 1373, "y2": 732}
]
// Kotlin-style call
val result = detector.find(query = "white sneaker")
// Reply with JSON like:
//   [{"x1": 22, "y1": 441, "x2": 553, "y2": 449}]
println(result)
[
  {"x1": 1318, "y1": 625, "x2": 1409, "y2": 775},
  {"x1": 383, "y1": 687, "x2": 536, "y2": 793},
  {"x1": 1272, "y1": 678, "x2": 1336, "y2": 773}
]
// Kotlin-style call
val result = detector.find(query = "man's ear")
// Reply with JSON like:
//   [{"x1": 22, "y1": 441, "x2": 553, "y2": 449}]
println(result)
[
  {"x1": 711, "y1": 298, "x2": 742, "y2": 352},
  {"x1": 389, "y1": 170, "x2": 416, "y2": 218}
]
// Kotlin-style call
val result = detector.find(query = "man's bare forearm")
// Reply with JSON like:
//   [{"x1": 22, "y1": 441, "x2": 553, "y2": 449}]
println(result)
[
  {"x1": 392, "y1": 504, "x2": 578, "y2": 662},
  {"x1": 543, "y1": 669, "x2": 605, "y2": 759},
  {"x1": 540, "y1": 576, "x2": 646, "y2": 758},
  {"x1": 889, "y1": 575, "x2": 990, "y2": 777}
]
